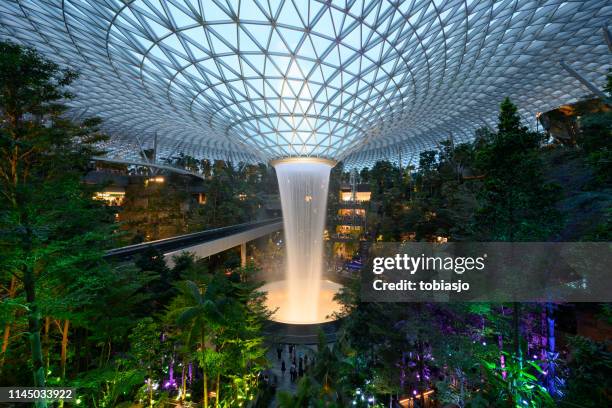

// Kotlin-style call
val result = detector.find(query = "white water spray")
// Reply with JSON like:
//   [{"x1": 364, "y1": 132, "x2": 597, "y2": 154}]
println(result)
[{"x1": 271, "y1": 157, "x2": 335, "y2": 323}]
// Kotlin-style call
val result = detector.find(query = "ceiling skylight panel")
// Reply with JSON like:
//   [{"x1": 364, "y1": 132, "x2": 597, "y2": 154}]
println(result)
[
  {"x1": 207, "y1": 30, "x2": 233, "y2": 54},
  {"x1": 202, "y1": 1, "x2": 231, "y2": 22},
  {"x1": 1, "y1": 0, "x2": 609, "y2": 163},
  {"x1": 276, "y1": 27, "x2": 304, "y2": 52},
  {"x1": 210, "y1": 23, "x2": 238, "y2": 50},
  {"x1": 165, "y1": 0, "x2": 196, "y2": 27}
]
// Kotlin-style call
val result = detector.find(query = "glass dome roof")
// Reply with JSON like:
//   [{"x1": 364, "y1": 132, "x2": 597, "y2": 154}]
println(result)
[{"x1": 0, "y1": 0, "x2": 610, "y2": 166}]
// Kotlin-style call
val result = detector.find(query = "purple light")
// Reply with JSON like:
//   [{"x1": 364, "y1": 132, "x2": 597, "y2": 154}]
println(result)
[{"x1": 162, "y1": 378, "x2": 177, "y2": 390}]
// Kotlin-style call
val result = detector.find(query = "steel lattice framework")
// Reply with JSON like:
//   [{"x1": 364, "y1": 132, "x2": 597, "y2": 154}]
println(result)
[{"x1": 0, "y1": 0, "x2": 610, "y2": 167}]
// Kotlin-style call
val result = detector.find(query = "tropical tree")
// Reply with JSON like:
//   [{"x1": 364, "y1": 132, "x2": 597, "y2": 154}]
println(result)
[
  {"x1": 575, "y1": 72, "x2": 612, "y2": 185},
  {"x1": 480, "y1": 353, "x2": 555, "y2": 408},
  {"x1": 562, "y1": 335, "x2": 612, "y2": 407},
  {"x1": 172, "y1": 278, "x2": 228, "y2": 407},
  {"x1": 128, "y1": 317, "x2": 164, "y2": 408},
  {"x1": 473, "y1": 97, "x2": 561, "y2": 242},
  {"x1": 0, "y1": 41, "x2": 112, "y2": 406}
]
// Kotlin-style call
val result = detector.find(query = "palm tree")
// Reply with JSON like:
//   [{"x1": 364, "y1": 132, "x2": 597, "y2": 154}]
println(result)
[{"x1": 175, "y1": 278, "x2": 228, "y2": 408}]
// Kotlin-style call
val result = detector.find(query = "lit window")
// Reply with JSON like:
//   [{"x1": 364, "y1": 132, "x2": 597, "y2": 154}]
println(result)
[{"x1": 93, "y1": 190, "x2": 125, "y2": 206}]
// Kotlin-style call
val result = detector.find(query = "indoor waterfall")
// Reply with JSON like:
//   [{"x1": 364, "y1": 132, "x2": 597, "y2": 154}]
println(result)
[{"x1": 264, "y1": 157, "x2": 339, "y2": 324}]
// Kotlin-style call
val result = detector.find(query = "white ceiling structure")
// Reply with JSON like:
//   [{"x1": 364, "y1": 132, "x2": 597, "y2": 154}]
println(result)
[{"x1": 0, "y1": 0, "x2": 610, "y2": 168}]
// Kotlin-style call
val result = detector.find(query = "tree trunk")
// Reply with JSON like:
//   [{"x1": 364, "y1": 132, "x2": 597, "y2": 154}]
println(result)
[
  {"x1": 106, "y1": 339, "x2": 111, "y2": 365},
  {"x1": 23, "y1": 263, "x2": 47, "y2": 408},
  {"x1": 215, "y1": 372, "x2": 220, "y2": 408},
  {"x1": 0, "y1": 323, "x2": 11, "y2": 371},
  {"x1": 181, "y1": 361, "x2": 187, "y2": 402},
  {"x1": 545, "y1": 303, "x2": 557, "y2": 396},
  {"x1": 512, "y1": 302, "x2": 522, "y2": 359},
  {"x1": 60, "y1": 320, "x2": 70, "y2": 380},
  {"x1": 0, "y1": 275, "x2": 17, "y2": 370},
  {"x1": 417, "y1": 340, "x2": 426, "y2": 395},
  {"x1": 43, "y1": 317, "x2": 50, "y2": 372},
  {"x1": 58, "y1": 320, "x2": 70, "y2": 408},
  {"x1": 149, "y1": 369, "x2": 153, "y2": 408},
  {"x1": 99, "y1": 341, "x2": 106, "y2": 368},
  {"x1": 74, "y1": 327, "x2": 81, "y2": 374},
  {"x1": 203, "y1": 370, "x2": 208, "y2": 408},
  {"x1": 202, "y1": 331, "x2": 208, "y2": 408}
]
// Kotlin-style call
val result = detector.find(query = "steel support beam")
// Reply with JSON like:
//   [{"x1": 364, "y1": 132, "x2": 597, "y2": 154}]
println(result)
[
  {"x1": 91, "y1": 156, "x2": 205, "y2": 179},
  {"x1": 560, "y1": 60, "x2": 606, "y2": 99},
  {"x1": 603, "y1": 25, "x2": 612, "y2": 52}
]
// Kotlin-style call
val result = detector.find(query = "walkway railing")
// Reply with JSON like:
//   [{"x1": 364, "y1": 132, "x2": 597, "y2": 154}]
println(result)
[{"x1": 104, "y1": 218, "x2": 282, "y2": 260}]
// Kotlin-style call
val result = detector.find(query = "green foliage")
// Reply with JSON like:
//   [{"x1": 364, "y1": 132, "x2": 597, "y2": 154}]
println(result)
[
  {"x1": 0, "y1": 40, "x2": 112, "y2": 400},
  {"x1": 163, "y1": 262, "x2": 270, "y2": 406},
  {"x1": 474, "y1": 98, "x2": 561, "y2": 241},
  {"x1": 497, "y1": 97, "x2": 523, "y2": 134},
  {"x1": 188, "y1": 161, "x2": 275, "y2": 229},
  {"x1": 128, "y1": 317, "x2": 163, "y2": 373},
  {"x1": 576, "y1": 96, "x2": 612, "y2": 186},
  {"x1": 332, "y1": 96, "x2": 609, "y2": 408},
  {"x1": 366, "y1": 160, "x2": 409, "y2": 240},
  {"x1": 71, "y1": 358, "x2": 145, "y2": 408},
  {"x1": 118, "y1": 175, "x2": 192, "y2": 243},
  {"x1": 418, "y1": 150, "x2": 438, "y2": 174},
  {"x1": 562, "y1": 336, "x2": 612, "y2": 407},
  {"x1": 361, "y1": 97, "x2": 569, "y2": 244},
  {"x1": 0, "y1": 41, "x2": 77, "y2": 119},
  {"x1": 118, "y1": 160, "x2": 277, "y2": 243},
  {"x1": 133, "y1": 247, "x2": 180, "y2": 312},
  {"x1": 598, "y1": 303, "x2": 612, "y2": 326},
  {"x1": 276, "y1": 376, "x2": 324, "y2": 407},
  {"x1": 479, "y1": 354, "x2": 555, "y2": 408},
  {"x1": 2, "y1": 39, "x2": 609, "y2": 408}
]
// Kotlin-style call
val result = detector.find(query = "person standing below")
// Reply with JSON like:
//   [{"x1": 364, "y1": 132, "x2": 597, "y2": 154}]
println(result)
[
  {"x1": 290, "y1": 364, "x2": 296, "y2": 382},
  {"x1": 276, "y1": 345, "x2": 282, "y2": 361},
  {"x1": 281, "y1": 359, "x2": 286, "y2": 377}
]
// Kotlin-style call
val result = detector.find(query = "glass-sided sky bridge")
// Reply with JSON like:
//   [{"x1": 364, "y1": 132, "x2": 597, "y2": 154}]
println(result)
[{"x1": 0, "y1": 0, "x2": 610, "y2": 168}]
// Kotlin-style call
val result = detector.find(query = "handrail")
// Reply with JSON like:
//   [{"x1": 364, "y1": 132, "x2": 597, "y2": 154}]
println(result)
[{"x1": 105, "y1": 217, "x2": 282, "y2": 260}]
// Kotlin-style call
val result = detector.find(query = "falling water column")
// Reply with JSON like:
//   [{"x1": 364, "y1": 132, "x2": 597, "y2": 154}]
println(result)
[{"x1": 272, "y1": 157, "x2": 334, "y2": 323}]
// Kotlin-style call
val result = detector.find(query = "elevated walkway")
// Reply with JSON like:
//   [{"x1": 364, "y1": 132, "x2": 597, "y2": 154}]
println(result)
[{"x1": 105, "y1": 218, "x2": 283, "y2": 265}]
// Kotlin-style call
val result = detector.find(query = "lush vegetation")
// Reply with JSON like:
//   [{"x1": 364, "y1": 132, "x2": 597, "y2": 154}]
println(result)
[
  {"x1": 112, "y1": 158, "x2": 278, "y2": 243},
  {"x1": 1, "y1": 40, "x2": 610, "y2": 408},
  {"x1": 0, "y1": 42, "x2": 273, "y2": 407},
  {"x1": 286, "y1": 83, "x2": 611, "y2": 407}
]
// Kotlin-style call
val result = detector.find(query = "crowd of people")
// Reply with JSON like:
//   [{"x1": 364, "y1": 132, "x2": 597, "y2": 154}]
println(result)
[{"x1": 276, "y1": 343, "x2": 315, "y2": 383}]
